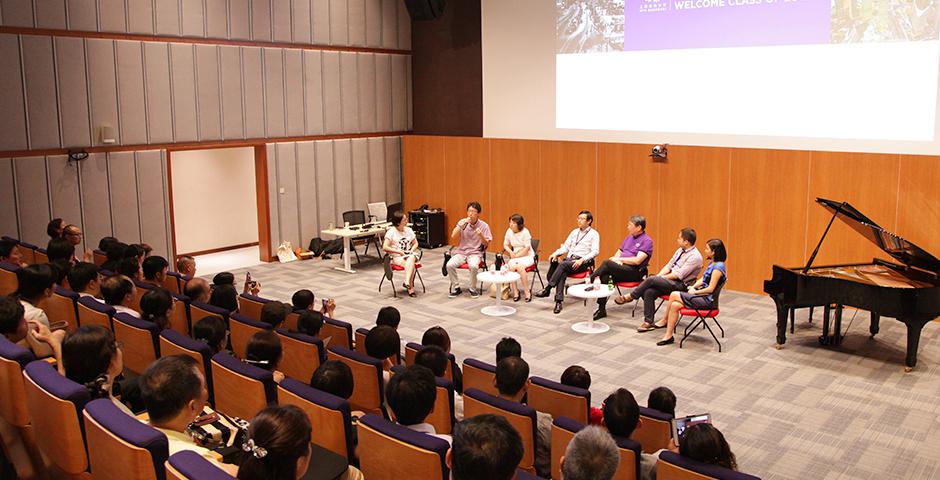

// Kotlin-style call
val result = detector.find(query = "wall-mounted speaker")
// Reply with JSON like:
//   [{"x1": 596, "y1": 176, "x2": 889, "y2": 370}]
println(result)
[
  {"x1": 100, "y1": 125, "x2": 116, "y2": 144},
  {"x1": 405, "y1": 0, "x2": 446, "y2": 20}
]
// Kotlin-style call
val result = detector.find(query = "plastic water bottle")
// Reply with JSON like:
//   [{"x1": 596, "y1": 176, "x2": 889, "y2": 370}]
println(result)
[{"x1": 608, "y1": 277, "x2": 614, "y2": 291}]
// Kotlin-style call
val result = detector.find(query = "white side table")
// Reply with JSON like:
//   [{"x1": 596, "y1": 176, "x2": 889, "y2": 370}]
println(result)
[
  {"x1": 567, "y1": 283, "x2": 616, "y2": 334},
  {"x1": 477, "y1": 270, "x2": 521, "y2": 317}
]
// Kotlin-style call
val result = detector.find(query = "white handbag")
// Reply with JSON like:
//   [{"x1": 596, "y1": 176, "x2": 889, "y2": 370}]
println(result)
[{"x1": 277, "y1": 241, "x2": 298, "y2": 263}]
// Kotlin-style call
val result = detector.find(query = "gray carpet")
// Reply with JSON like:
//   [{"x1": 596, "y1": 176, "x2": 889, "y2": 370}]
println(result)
[{"x1": 215, "y1": 249, "x2": 940, "y2": 480}]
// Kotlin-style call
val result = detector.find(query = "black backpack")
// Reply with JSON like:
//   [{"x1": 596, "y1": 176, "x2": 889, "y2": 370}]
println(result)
[{"x1": 308, "y1": 237, "x2": 344, "y2": 257}]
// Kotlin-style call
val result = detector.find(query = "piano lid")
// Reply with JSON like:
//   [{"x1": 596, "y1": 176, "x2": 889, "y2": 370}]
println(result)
[{"x1": 817, "y1": 198, "x2": 940, "y2": 274}]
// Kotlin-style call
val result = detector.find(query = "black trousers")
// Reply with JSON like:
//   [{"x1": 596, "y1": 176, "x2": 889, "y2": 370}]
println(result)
[
  {"x1": 591, "y1": 260, "x2": 646, "y2": 307},
  {"x1": 547, "y1": 258, "x2": 593, "y2": 302},
  {"x1": 630, "y1": 275, "x2": 687, "y2": 323}
]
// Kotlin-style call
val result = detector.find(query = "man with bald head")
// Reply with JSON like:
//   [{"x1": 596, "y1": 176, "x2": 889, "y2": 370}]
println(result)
[{"x1": 184, "y1": 278, "x2": 211, "y2": 304}]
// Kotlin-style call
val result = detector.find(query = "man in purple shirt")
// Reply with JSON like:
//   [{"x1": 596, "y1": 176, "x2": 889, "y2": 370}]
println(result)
[
  {"x1": 614, "y1": 227, "x2": 704, "y2": 332},
  {"x1": 446, "y1": 201, "x2": 493, "y2": 298},
  {"x1": 590, "y1": 215, "x2": 654, "y2": 321}
]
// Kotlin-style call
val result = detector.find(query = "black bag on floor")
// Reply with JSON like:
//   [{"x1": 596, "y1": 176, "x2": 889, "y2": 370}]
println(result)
[{"x1": 309, "y1": 237, "x2": 344, "y2": 257}]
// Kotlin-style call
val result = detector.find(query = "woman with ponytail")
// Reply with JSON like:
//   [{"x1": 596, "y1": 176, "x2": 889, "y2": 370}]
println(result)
[
  {"x1": 238, "y1": 405, "x2": 312, "y2": 480},
  {"x1": 140, "y1": 287, "x2": 173, "y2": 331},
  {"x1": 62, "y1": 325, "x2": 138, "y2": 415}
]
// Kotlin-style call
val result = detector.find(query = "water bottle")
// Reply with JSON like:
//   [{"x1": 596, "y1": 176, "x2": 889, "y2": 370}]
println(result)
[{"x1": 608, "y1": 277, "x2": 614, "y2": 291}]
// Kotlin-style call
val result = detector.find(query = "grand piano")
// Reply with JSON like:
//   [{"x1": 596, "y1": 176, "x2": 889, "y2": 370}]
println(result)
[{"x1": 764, "y1": 198, "x2": 940, "y2": 371}]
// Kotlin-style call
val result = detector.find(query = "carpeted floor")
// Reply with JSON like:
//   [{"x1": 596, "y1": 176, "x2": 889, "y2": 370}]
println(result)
[{"x1": 210, "y1": 248, "x2": 940, "y2": 480}]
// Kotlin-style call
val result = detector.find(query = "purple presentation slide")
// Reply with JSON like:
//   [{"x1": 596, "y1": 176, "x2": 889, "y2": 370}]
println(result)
[{"x1": 623, "y1": 0, "x2": 831, "y2": 51}]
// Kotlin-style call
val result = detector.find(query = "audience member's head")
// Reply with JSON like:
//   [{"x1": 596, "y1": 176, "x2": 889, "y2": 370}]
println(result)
[
  {"x1": 414, "y1": 345, "x2": 448, "y2": 377},
  {"x1": 679, "y1": 227, "x2": 697, "y2": 246},
  {"x1": 49, "y1": 259, "x2": 71, "y2": 287},
  {"x1": 175, "y1": 255, "x2": 196, "y2": 277},
  {"x1": 62, "y1": 325, "x2": 122, "y2": 399},
  {"x1": 237, "y1": 405, "x2": 312, "y2": 480},
  {"x1": 376, "y1": 306, "x2": 401, "y2": 329},
  {"x1": 15, "y1": 264, "x2": 55, "y2": 303},
  {"x1": 260, "y1": 301, "x2": 290, "y2": 329},
  {"x1": 0, "y1": 239, "x2": 23, "y2": 265},
  {"x1": 67, "y1": 262, "x2": 100, "y2": 295},
  {"x1": 138, "y1": 243, "x2": 153, "y2": 258},
  {"x1": 63, "y1": 224, "x2": 84, "y2": 246},
  {"x1": 98, "y1": 236, "x2": 119, "y2": 252},
  {"x1": 101, "y1": 275, "x2": 135, "y2": 307},
  {"x1": 123, "y1": 243, "x2": 144, "y2": 262},
  {"x1": 295, "y1": 310, "x2": 324, "y2": 337},
  {"x1": 679, "y1": 423, "x2": 737, "y2": 471},
  {"x1": 560, "y1": 426, "x2": 620, "y2": 480},
  {"x1": 495, "y1": 356, "x2": 529, "y2": 400},
  {"x1": 386, "y1": 365, "x2": 437, "y2": 426},
  {"x1": 209, "y1": 284, "x2": 238, "y2": 312},
  {"x1": 46, "y1": 237, "x2": 75, "y2": 263},
  {"x1": 212, "y1": 272, "x2": 235, "y2": 287},
  {"x1": 421, "y1": 326, "x2": 452, "y2": 353},
  {"x1": 117, "y1": 257, "x2": 141, "y2": 279},
  {"x1": 364, "y1": 325, "x2": 400, "y2": 364},
  {"x1": 495, "y1": 337, "x2": 521, "y2": 362},
  {"x1": 139, "y1": 355, "x2": 207, "y2": 428},
  {"x1": 561, "y1": 365, "x2": 592, "y2": 390},
  {"x1": 104, "y1": 241, "x2": 127, "y2": 264},
  {"x1": 648, "y1": 386, "x2": 677, "y2": 417},
  {"x1": 0, "y1": 295, "x2": 27, "y2": 342},
  {"x1": 291, "y1": 289, "x2": 315, "y2": 310},
  {"x1": 193, "y1": 315, "x2": 228, "y2": 355},
  {"x1": 142, "y1": 255, "x2": 169, "y2": 283},
  {"x1": 140, "y1": 287, "x2": 173, "y2": 330},
  {"x1": 184, "y1": 277, "x2": 211, "y2": 304},
  {"x1": 245, "y1": 330, "x2": 282, "y2": 372},
  {"x1": 449, "y1": 414, "x2": 524, "y2": 480},
  {"x1": 310, "y1": 360, "x2": 354, "y2": 399},
  {"x1": 47, "y1": 218, "x2": 65, "y2": 239},
  {"x1": 602, "y1": 388, "x2": 640, "y2": 438}
]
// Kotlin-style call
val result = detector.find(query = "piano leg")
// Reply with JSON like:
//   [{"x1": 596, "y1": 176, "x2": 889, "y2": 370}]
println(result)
[
  {"x1": 903, "y1": 320, "x2": 927, "y2": 372},
  {"x1": 834, "y1": 305, "x2": 844, "y2": 345},
  {"x1": 773, "y1": 294, "x2": 789, "y2": 347},
  {"x1": 820, "y1": 305, "x2": 831, "y2": 345},
  {"x1": 869, "y1": 313, "x2": 880, "y2": 337}
]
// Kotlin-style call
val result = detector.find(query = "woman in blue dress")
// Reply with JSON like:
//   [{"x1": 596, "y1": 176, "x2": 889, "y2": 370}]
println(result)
[{"x1": 655, "y1": 238, "x2": 727, "y2": 346}]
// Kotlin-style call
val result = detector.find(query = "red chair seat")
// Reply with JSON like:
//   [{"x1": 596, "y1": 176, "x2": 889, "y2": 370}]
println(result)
[
  {"x1": 660, "y1": 294, "x2": 671, "y2": 300},
  {"x1": 524, "y1": 264, "x2": 538, "y2": 272},
  {"x1": 391, "y1": 263, "x2": 422, "y2": 271},
  {"x1": 568, "y1": 270, "x2": 591, "y2": 279},
  {"x1": 458, "y1": 262, "x2": 483, "y2": 269},
  {"x1": 616, "y1": 281, "x2": 641, "y2": 288},
  {"x1": 679, "y1": 308, "x2": 719, "y2": 318}
]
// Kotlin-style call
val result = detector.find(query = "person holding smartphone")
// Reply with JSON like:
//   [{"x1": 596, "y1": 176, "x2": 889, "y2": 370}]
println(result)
[
  {"x1": 0, "y1": 295, "x2": 64, "y2": 372},
  {"x1": 383, "y1": 210, "x2": 421, "y2": 297}
]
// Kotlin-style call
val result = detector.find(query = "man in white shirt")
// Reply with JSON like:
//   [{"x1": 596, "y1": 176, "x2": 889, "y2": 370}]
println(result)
[
  {"x1": 67, "y1": 262, "x2": 103, "y2": 303},
  {"x1": 386, "y1": 365, "x2": 452, "y2": 445},
  {"x1": 535, "y1": 210, "x2": 601, "y2": 314},
  {"x1": 101, "y1": 275, "x2": 140, "y2": 318},
  {"x1": 494, "y1": 356, "x2": 552, "y2": 478}
]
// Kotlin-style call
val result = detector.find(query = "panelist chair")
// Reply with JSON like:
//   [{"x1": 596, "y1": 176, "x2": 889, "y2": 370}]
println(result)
[
  {"x1": 277, "y1": 379, "x2": 356, "y2": 461},
  {"x1": 657, "y1": 451, "x2": 761, "y2": 480},
  {"x1": 463, "y1": 388, "x2": 538, "y2": 475},
  {"x1": 634, "y1": 407, "x2": 674, "y2": 453},
  {"x1": 678, "y1": 281, "x2": 726, "y2": 352},
  {"x1": 526, "y1": 376, "x2": 590, "y2": 425},
  {"x1": 615, "y1": 281, "x2": 644, "y2": 317},
  {"x1": 210, "y1": 353, "x2": 277, "y2": 420},
  {"x1": 326, "y1": 346, "x2": 387, "y2": 417},
  {"x1": 563, "y1": 259, "x2": 595, "y2": 305},
  {"x1": 525, "y1": 239, "x2": 546, "y2": 291},
  {"x1": 83, "y1": 398, "x2": 169, "y2": 480},
  {"x1": 462, "y1": 358, "x2": 498, "y2": 396},
  {"x1": 166, "y1": 451, "x2": 235, "y2": 480},
  {"x1": 379, "y1": 254, "x2": 427, "y2": 298},
  {"x1": 448, "y1": 244, "x2": 488, "y2": 292},
  {"x1": 356, "y1": 413, "x2": 450, "y2": 480}
]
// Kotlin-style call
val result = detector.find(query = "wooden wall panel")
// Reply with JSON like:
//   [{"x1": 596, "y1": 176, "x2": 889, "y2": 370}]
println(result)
[
  {"x1": 538, "y1": 141, "x2": 596, "y2": 257},
  {"x1": 56, "y1": 37, "x2": 92, "y2": 148},
  {"x1": 402, "y1": 135, "x2": 444, "y2": 213},
  {"x1": 728, "y1": 149, "x2": 810, "y2": 293},
  {"x1": 98, "y1": 0, "x2": 126, "y2": 32},
  {"x1": 251, "y1": 0, "x2": 272, "y2": 41},
  {"x1": 21, "y1": 36, "x2": 60, "y2": 149},
  {"x1": 896, "y1": 155, "x2": 940, "y2": 258},
  {"x1": 126, "y1": 0, "x2": 155, "y2": 34},
  {"x1": 35, "y1": 0, "x2": 66, "y2": 29},
  {"x1": 596, "y1": 142, "x2": 661, "y2": 266},
  {"x1": 169, "y1": 43, "x2": 197, "y2": 142},
  {"x1": 291, "y1": 0, "x2": 312, "y2": 44},
  {"x1": 443, "y1": 137, "x2": 489, "y2": 245},
  {"x1": 229, "y1": 0, "x2": 251, "y2": 40},
  {"x1": 143, "y1": 42, "x2": 173, "y2": 143},
  {"x1": 205, "y1": 0, "x2": 228, "y2": 39},
  {"x1": 154, "y1": 0, "x2": 181, "y2": 35},
  {"x1": 67, "y1": 0, "x2": 97, "y2": 31},
  {"x1": 489, "y1": 139, "x2": 541, "y2": 250},
  {"x1": 807, "y1": 152, "x2": 899, "y2": 266},
  {"x1": 0, "y1": 34, "x2": 26, "y2": 151},
  {"x1": 115, "y1": 41, "x2": 148, "y2": 145}
]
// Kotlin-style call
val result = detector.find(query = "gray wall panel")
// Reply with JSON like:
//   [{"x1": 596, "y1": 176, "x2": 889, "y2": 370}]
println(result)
[
  {"x1": 86, "y1": 39, "x2": 120, "y2": 146},
  {"x1": 314, "y1": 140, "x2": 335, "y2": 230},
  {"x1": 321, "y1": 51, "x2": 341, "y2": 134},
  {"x1": 295, "y1": 141, "x2": 318, "y2": 242},
  {"x1": 302, "y1": 50, "x2": 323, "y2": 135},
  {"x1": 364, "y1": 0, "x2": 380, "y2": 48},
  {"x1": 291, "y1": 0, "x2": 311, "y2": 44},
  {"x1": 265, "y1": 143, "x2": 278, "y2": 247},
  {"x1": 391, "y1": 54, "x2": 407, "y2": 131},
  {"x1": 21, "y1": 36, "x2": 60, "y2": 150},
  {"x1": 366, "y1": 137, "x2": 384, "y2": 202},
  {"x1": 46, "y1": 155, "x2": 83, "y2": 250},
  {"x1": 350, "y1": 138, "x2": 368, "y2": 211},
  {"x1": 275, "y1": 143, "x2": 300, "y2": 246},
  {"x1": 332, "y1": 139, "x2": 353, "y2": 218},
  {"x1": 272, "y1": 0, "x2": 291, "y2": 42},
  {"x1": 384, "y1": 136, "x2": 400, "y2": 204},
  {"x1": 0, "y1": 159, "x2": 18, "y2": 238},
  {"x1": 380, "y1": 0, "x2": 396, "y2": 49},
  {"x1": 35, "y1": 0, "x2": 66, "y2": 29},
  {"x1": 135, "y1": 150, "x2": 169, "y2": 257},
  {"x1": 107, "y1": 152, "x2": 141, "y2": 243},
  {"x1": 242, "y1": 46, "x2": 265, "y2": 138},
  {"x1": 66, "y1": 0, "x2": 97, "y2": 30},
  {"x1": 263, "y1": 47, "x2": 285, "y2": 137},
  {"x1": 311, "y1": 0, "x2": 330, "y2": 44},
  {"x1": 229, "y1": 0, "x2": 250, "y2": 39},
  {"x1": 126, "y1": 0, "x2": 155, "y2": 34},
  {"x1": 13, "y1": 157, "x2": 49, "y2": 245},
  {"x1": 0, "y1": 0, "x2": 32, "y2": 27},
  {"x1": 357, "y1": 53, "x2": 376, "y2": 132},
  {"x1": 97, "y1": 0, "x2": 126, "y2": 32},
  {"x1": 397, "y1": 0, "x2": 410, "y2": 49},
  {"x1": 219, "y1": 45, "x2": 245, "y2": 139},
  {"x1": 181, "y1": 0, "x2": 206, "y2": 37},
  {"x1": 78, "y1": 153, "x2": 112, "y2": 247},
  {"x1": 329, "y1": 0, "x2": 347, "y2": 45},
  {"x1": 347, "y1": 0, "x2": 365, "y2": 46},
  {"x1": 56, "y1": 37, "x2": 91, "y2": 148},
  {"x1": 143, "y1": 42, "x2": 173, "y2": 143},
  {"x1": 0, "y1": 35, "x2": 26, "y2": 151},
  {"x1": 154, "y1": 0, "x2": 180, "y2": 35},
  {"x1": 251, "y1": 0, "x2": 271, "y2": 41},
  {"x1": 374, "y1": 53, "x2": 391, "y2": 132},
  {"x1": 195, "y1": 45, "x2": 222, "y2": 140},
  {"x1": 284, "y1": 49, "x2": 305, "y2": 136},
  {"x1": 169, "y1": 43, "x2": 197, "y2": 142},
  {"x1": 339, "y1": 51, "x2": 359, "y2": 133},
  {"x1": 115, "y1": 41, "x2": 148, "y2": 145},
  {"x1": 205, "y1": 0, "x2": 228, "y2": 38}
]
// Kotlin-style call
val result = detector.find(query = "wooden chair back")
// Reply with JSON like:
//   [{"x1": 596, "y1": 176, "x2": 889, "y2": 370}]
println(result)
[
  {"x1": 236, "y1": 295, "x2": 266, "y2": 322},
  {"x1": 277, "y1": 379, "x2": 353, "y2": 460},
  {"x1": 320, "y1": 318, "x2": 352, "y2": 350},
  {"x1": 0, "y1": 266, "x2": 18, "y2": 295},
  {"x1": 463, "y1": 388, "x2": 536, "y2": 474},
  {"x1": 112, "y1": 314, "x2": 159, "y2": 375},
  {"x1": 462, "y1": 358, "x2": 498, "y2": 396},
  {"x1": 526, "y1": 377, "x2": 590, "y2": 425},
  {"x1": 210, "y1": 355, "x2": 274, "y2": 420},
  {"x1": 275, "y1": 330, "x2": 323, "y2": 383},
  {"x1": 356, "y1": 414, "x2": 449, "y2": 480},
  {"x1": 82, "y1": 405, "x2": 164, "y2": 480},
  {"x1": 39, "y1": 288, "x2": 79, "y2": 333},
  {"x1": 633, "y1": 409, "x2": 674, "y2": 454},
  {"x1": 22, "y1": 363, "x2": 90, "y2": 476},
  {"x1": 76, "y1": 299, "x2": 114, "y2": 329},
  {"x1": 326, "y1": 347, "x2": 385, "y2": 416},
  {"x1": 229, "y1": 314, "x2": 269, "y2": 359}
]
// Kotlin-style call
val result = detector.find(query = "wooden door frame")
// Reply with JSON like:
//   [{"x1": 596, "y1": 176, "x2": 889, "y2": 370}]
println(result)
[{"x1": 166, "y1": 143, "x2": 274, "y2": 263}]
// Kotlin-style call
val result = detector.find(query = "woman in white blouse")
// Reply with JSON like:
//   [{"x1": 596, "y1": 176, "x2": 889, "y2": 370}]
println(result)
[
  {"x1": 383, "y1": 210, "x2": 420, "y2": 297},
  {"x1": 503, "y1": 214, "x2": 535, "y2": 302}
]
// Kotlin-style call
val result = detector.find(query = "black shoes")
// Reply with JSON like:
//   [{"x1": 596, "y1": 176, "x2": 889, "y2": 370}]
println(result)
[
  {"x1": 593, "y1": 309, "x2": 607, "y2": 320},
  {"x1": 656, "y1": 337, "x2": 675, "y2": 346},
  {"x1": 448, "y1": 287, "x2": 462, "y2": 298},
  {"x1": 553, "y1": 302, "x2": 563, "y2": 314},
  {"x1": 534, "y1": 288, "x2": 552, "y2": 298}
]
